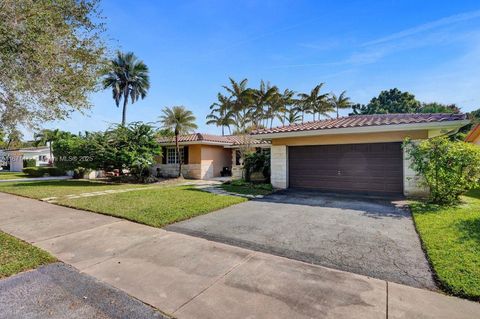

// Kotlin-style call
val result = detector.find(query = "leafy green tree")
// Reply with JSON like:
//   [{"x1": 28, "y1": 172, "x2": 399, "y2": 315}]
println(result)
[
  {"x1": 352, "y1": 88, "x2": 421, "y2": 115},
  {"x1": 159, "y1": 106, "x2": 198, "y2": 177},
  {"x1": 329, "y1": 91, "x2": 352, "y2": 118},
  {"x1": 53, "y1": 122, "x2": 161, "y2": 180},
  {"x1": 404, "y1": 137, "x2": 480, "y2": 205},
  {"x1": 418, "y1": 102, "x2": 460, "y2": 114},
  {"x1": 0, "y1": 0, "x2": 107, "y2": 129},
  {"x1": 102, "y1": 51, "x2": 150, "y2": 126}
]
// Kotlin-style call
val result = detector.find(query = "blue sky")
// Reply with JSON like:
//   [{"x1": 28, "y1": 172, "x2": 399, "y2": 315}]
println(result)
[{"x1": 41, "y1": 0, "x2": 480, "y2": 137}]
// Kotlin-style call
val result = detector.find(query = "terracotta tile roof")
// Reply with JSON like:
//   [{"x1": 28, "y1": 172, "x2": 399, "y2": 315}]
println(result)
[
  {"x1": 465, "y1": 124, "x2": 480, "y2": 142},
  {"x1": 158, "y1": 133, "x2": 268, "y2": 145},
  {"x1": 251, "y1": 113, "x2": 467, "y2": 135}
]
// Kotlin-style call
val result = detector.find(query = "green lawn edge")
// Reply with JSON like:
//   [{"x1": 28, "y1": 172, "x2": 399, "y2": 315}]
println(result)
[
  {"x1": 0, "y1": 231, "x2": 56, "y2": 279},
  {"x1": 409, "y1": 190, "x2": 480, "y2": 301}
]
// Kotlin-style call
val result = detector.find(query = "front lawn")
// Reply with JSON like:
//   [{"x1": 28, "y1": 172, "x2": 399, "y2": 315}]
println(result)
[
  {"x1": 0, "y1": 172, "x2": 30, "y2": 180},
  {"x1": 58, "y1": 186, "x2": 246, "y2": 227},
  {"x1": 0, "y1": 231, "x2": 56, "y2": 278},
  {"x1": 410, "y1": 189, "x2": 480, "y2": 300},
  {"x1": 0, "y1": 179, "x2": 149, "y2": 199}
]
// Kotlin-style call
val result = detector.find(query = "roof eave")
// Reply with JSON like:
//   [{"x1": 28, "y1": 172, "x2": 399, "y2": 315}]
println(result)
[
  {"x1": 158, "y1": 141, "x2": 233, "y2": 146},
  {"x1": 251, "y1": 120, "x2": 471, "y2": 139}
]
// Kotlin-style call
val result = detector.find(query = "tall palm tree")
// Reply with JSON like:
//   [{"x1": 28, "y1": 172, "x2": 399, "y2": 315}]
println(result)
[
  {"x1": 251, "y1": 80, "x2": 277, "y2": 128},
  {"x1": 159, "y1": 106, "x2": 198, "y2": 177},
  {"x1": 285, "y1": 106, "x2": 302, "y2": 124},
  {"x1": 206, "y1": 93, "x2": 235, "y2": 135},
  {"x1": 222, "y1": 78, "x2": 254, "y2": 131},
  {"x1": 275, "y1": 89, "x2": 296, "y2": 126},
  {"x1": 103, "y1": 51, "x2": 150, "y2": 126},
  {"x1": 34, "y1": 129, "x2": 61, "y2": 164},
  {"x1": 297, "y1": 83, "x2": 329, "y2": 122},
  {"x1": 329, "y1": 91, "x2": 352, "y2": 118}
]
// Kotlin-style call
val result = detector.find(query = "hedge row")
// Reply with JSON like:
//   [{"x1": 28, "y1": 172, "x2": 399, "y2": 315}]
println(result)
[{"x1": 22, "y1": 167, "x2": 65, "y2": 177}]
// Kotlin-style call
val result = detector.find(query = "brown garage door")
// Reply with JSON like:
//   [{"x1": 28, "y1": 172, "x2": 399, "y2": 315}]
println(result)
[{"x1": 288, "y1": 142, "x2": 403, "y2": 195}]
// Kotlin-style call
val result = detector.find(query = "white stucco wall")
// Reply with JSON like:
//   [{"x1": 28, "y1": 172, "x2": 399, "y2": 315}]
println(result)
[
  {"x1": 403, "y1": 142, "x2": 429, "y2": 197},
  {"x1": 270, "y1": 145, "x2": 288, "y2": 189}
]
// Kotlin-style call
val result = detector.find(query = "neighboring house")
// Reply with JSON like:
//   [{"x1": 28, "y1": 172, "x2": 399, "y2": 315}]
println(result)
[
  {"x1": 1, "y1": 147, "x2": 52, "y2": 172},
  {"x1": 465, "y1": 124, "x2": 480, "y2": 145},
  {"x1": 155, "y1": 133, "x2": 270, "y2": 179},
  {"x1": 251, "y1": 113, "x2": 469, "y2": 197}
]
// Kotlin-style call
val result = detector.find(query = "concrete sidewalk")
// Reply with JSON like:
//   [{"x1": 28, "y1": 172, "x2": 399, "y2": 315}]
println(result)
[{"x1": 0, "y1": 192, "x2": 478, "y2": 319}]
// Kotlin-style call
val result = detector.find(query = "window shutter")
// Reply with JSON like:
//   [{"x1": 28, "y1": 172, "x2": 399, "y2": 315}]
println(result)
[
  {"x1": 162, "y1": 147, "x2": 167, "y2": 164},
  {"x1": 183, "y1": 146, "x2": 189, "y2": 164}
]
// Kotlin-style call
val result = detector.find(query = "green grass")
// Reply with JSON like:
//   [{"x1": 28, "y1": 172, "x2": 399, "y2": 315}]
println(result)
[
  {"x1": 58, "y1": 186, "x2": 247, "y2": 227},
  {"x1": 220, "y1": 182, "x2": 273, "y2": 196},
  {"x1": 0, "y1": 179, "x2": 149, "y2": 199},
  {"x1": 0, "y1": 180, "x2": 246, "y2": 228},
  {"x1": 0, "y1": 172, "x2": 31, "y2": 180},
  {"x1": 0, "y1": 231, "x2": 56, "y2": 278},
  {"x1": 410, "y1": 189, "x2": 480, "y2": 300}
]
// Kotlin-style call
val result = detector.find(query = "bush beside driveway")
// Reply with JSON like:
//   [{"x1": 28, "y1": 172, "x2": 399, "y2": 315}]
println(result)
[{"x1": 410, "y1": 189, "x2": 480, "y2": 301}]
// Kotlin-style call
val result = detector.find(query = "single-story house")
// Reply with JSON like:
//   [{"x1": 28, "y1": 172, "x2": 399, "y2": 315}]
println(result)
[
  {"x1": 155, "y1": 133, "x2": 270, "y2": 179},
  {"x1": 465, "y1": 124, "x2": 480, "y2": 145},
  {"x1": 0, "y1": 147, "x2": 52, "y2": 172},
  {"x1": 251, "y1": 113, "x2": 469, "y2": 197}
]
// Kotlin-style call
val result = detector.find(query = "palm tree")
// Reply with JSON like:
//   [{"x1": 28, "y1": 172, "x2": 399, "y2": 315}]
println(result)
[
  {"x1": 285, "y1": 106, "x2": 302, "y2": 124},
  {"x1": 34, "y1": 129, "x2": 61, "y2": 164},
  {"x1": 297, "y1": 83, "x2": 329, "y2": 122},
  {"x1": 159, "y1": 106, "x2": 198, "y2": 177},
  {"x1": 275, "y1": 89, "x2": 296, "y2": 126},
  {"x1": 206, "y1": 93, "x2": 235, "y2": 135},
  {"x1": 222, "y1": 78, "x2": 254, "y2": 131},
  {"x1": 329, "y1": 91, "x2": 352, "y2": 118},
  {"x1": 103, "y1": 51, "x2": 150, "y2": 126}
]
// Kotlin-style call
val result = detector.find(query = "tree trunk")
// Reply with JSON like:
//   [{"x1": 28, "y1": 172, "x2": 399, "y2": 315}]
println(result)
[
  {"x1": 176, "y1": 134, "x2": 182, "y2": 177},
  {"x1": 336, "y1": 106, "x2": 339, "y2": 118},
  {"x1": 121, "y1": 87, "x2": 129, "y2": 126},
  {"x1": 49, "y1": 141, "x2": 53, "y2": 165}
]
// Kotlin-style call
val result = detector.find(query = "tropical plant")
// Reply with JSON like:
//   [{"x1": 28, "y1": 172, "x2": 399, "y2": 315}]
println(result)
[
  {"x1": 34, "y1": 129, "x2": 62, "y2": 164},
  {"x1": 53, "y1": 122, "x2": 161, "y2": 181},
  {"x1": 102, "y1": 51, "x2": 150, "y2": 126},
  {"x1": 297, "y1": 83, "x2": 330, "y2": 122},
  {"x1": 284, "y1": 106, "x2": 302, "y2": 124},
  {"x1": 206, "y1": 93, "x2": 235, "y2": 135},
  {"x1": 329, "y1": 91, "x2": 352, "y2": 118},
  {"x1": 404, "y1": 137, "x2": 480, "y2": 205},
  {"x1": 159, "y1": 106, "x2": 198, "y2": 177}
]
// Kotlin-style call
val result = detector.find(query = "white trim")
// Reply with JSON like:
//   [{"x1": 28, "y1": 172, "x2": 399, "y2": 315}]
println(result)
[{"x1": 251, "y1": 120, "x2": 470, "y2": 139}]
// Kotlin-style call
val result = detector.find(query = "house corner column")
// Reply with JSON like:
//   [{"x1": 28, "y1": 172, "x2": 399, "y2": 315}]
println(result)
[
  {"x1": 403, "y1": 142, "x2": 429, "y2": 197},
  {"x1": 271, "y1": 145, "x2": 287, "y2": 189}
]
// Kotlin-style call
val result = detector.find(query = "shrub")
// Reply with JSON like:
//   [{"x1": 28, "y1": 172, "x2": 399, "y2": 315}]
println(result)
[
  {"x1": 22, "y1": 167, "x2": 65, "y2": 177},
  {"x1": 404, "y1": 137, "x2": 480, "y2": 205},
  {"x1": 22, "y1": 167, "x2": 45, "y2": 177},
  {"x1": 22, "y1": 158, "x2": 36, "y2": 168},
  {"x1": 243, "y1": 152, "x2": 270, "y2": 182}
]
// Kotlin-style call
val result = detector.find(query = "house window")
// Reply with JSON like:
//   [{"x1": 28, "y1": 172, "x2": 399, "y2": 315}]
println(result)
[
  {"x1": 38, "y1": 155, "x2": 47, "y2": 162},
  {"x1": 166, "y1": 147, "x2": 183, "y2": 164}
]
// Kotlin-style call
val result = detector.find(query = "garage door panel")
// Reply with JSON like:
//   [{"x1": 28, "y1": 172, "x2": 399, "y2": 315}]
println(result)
[{"x1": 288, "y1": 143, "x2": 403, "y2": 195}]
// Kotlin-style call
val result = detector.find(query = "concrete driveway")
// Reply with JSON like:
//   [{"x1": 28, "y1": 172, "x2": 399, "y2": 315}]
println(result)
[{"x1": 167, "y1": 189, "x2": 436, "y2": 289}]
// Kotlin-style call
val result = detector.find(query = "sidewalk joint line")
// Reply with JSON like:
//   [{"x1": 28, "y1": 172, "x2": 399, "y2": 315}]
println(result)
[
  {"x1": 33, "y1": 220, "x2": 123, "y2": 244},
  {"x1": 172, "y1": 251, "x2": 257, "y2": 314}
]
